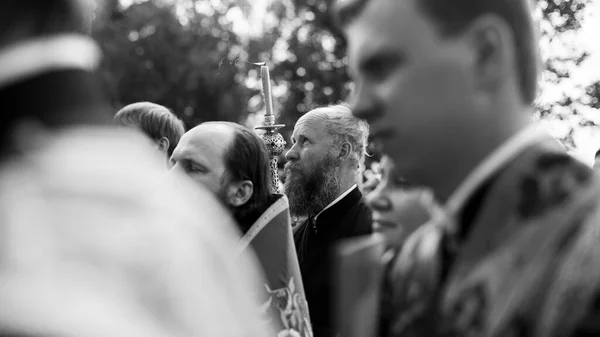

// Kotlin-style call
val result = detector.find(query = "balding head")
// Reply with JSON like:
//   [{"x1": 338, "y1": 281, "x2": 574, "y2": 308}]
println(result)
[
  {"x1": 296, "y1": 104, "x2": 370, "y2": 170},
  {"x1": 171, "y1": 122, "x2": 271, "y2": 229},
  {"x1": 284, "y1": 104, "x2": 369, "y2": 217},
  {"x1": 172, "y1": 123, "x2": 235, "y2": 191}
]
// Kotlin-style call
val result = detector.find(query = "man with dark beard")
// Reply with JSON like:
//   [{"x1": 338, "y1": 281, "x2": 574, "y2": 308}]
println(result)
[
  {"x1": 285, "y1": 104, "x2": 373, "y2": 337},
  {"x1": 171, "y1": 121, "x2": 312, "y2": 337}
]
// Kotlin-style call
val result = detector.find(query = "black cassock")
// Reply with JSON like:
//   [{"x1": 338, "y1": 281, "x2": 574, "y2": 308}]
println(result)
[{"x1": 294, "y1": 186, "x2": 373, "y2": 337}]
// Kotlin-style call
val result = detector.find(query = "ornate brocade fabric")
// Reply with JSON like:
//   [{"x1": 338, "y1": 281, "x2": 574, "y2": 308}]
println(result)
[{"x1": 384, "y1": 135, "x2": 600, "y2": 337}]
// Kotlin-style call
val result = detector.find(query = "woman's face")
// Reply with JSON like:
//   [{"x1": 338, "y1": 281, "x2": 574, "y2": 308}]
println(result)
[{"x1": 365, "y1": 156, "x2": 431, "y2": 245}]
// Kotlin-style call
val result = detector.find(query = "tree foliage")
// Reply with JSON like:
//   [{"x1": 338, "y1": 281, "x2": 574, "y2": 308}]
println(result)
[
  {"x1": 261, "y1": 0, "x2": 599, "y2": 146},
  {"x1": 93, "y1": 0, "x2": 253, "y2": 128},
  {"x1": 534, "y1": 0, "x2": 599, "y2": 149},
  {"x1": 92, "y1": 0, "x2": 599, "y2": 150}
]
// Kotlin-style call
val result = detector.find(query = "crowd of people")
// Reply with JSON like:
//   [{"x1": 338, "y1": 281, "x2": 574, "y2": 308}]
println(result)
[{"x1": 1, "y1": 0, "x2": 600, "y2": 337}]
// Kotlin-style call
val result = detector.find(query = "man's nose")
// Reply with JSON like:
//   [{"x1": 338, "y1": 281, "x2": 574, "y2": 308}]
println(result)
[
  {"x1": 285, "y1": 144, "x2": 299, "y2": 161},
  {"x1": 348, "y1": 82, "x2": 380, "y2": 122}
]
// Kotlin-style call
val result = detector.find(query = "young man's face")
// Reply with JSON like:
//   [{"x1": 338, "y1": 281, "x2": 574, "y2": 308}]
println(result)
[{"x1": 344, "y1": 0, "x2": 481, "y2": 185}]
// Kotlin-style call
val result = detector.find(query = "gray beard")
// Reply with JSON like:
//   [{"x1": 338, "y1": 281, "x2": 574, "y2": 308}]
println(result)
[{"x1": 284, "y1": 155, "x2": 342, "y2": 218}]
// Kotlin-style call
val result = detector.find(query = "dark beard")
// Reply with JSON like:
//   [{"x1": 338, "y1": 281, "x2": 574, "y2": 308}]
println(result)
[{"x1": 284, "y1": 154, "x2": 341, "y2": 217}]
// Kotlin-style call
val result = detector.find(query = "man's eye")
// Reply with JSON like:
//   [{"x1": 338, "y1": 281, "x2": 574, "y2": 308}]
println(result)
[
  {"x1": 186, "y1": 163, "x2": 207, "y2": 173},
  {"x1": 362, "y1": 54, "x2": 402, "y2": 81},
  {"x1": 365, "y1": 61, "x2": 390, "y2": 80}
]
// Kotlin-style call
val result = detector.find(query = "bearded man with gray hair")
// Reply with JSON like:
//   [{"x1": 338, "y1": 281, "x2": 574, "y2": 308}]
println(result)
[{"x1": 284, "y1": 103, "x2": 373, "y2": 337}]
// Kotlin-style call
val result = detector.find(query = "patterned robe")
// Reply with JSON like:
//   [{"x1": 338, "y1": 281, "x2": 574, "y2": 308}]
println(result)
[
  {"x1": 239, "y1": 195, "x2": 313, "y2": 337},
  {"x1": 384, "y1": 127, "x2": 600, "y2": 337}
]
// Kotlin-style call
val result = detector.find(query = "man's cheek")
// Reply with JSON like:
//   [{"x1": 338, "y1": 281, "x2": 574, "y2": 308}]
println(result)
[
  {"x1": 287, "y1": 172, "x2": 301, "y2": 182},
  {"x1": 287, "y1": 168, "x2": 302, "y2": 178}
]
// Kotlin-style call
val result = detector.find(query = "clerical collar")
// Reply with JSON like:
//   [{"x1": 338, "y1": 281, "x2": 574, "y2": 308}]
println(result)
[
  {"x1": 314, "y1": 184, "x2": 358, "y2": 221},
  {"x1": 0, "y1": 34, "x2": 101, "y2": 89},
  {"x1": 445, "y1": 124, "x2": 552, "y2": 218}
]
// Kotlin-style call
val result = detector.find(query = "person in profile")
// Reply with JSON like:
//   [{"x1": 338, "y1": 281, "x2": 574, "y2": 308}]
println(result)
[
  {"x1": 335, "y1": 0, "x2": 600, "y2": 335},
  {"x1": 285, "y1": 104, "x2": 372, "y2": 337},
  {"x1": 114, "y1": 102, "x2": 185, "y2": 166},
  {"x1": 171, "y1": 121, "x2": 312, "y2": 337}
]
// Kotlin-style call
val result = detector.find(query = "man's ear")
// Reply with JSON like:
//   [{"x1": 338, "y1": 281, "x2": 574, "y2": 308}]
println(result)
[
  {"x1": 337, "y1": 142, "x2": 353, "y2": 160},
  {"x1": 157, "y1": 137, "x2": 170, "y2": 154},
  {"x1": 226, "y1": 180, "x2": 254, "y2": 207},
  {"x1": 467, "y1": 14, "x2": 514, "y2": 95}
]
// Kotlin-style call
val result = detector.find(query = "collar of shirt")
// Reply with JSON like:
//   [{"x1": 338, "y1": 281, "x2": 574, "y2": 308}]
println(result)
[
  {"x1": 445, "y1": 124, "x2": 553, "y2": 218},
  {"x1": 314, "y1": 184, "x2": 358, "y2": 221},
  {"x1": 0, "y1": 34, "x2": 101, "y2": 89}
]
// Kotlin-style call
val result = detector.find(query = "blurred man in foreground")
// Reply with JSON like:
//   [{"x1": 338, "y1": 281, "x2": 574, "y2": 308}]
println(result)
[
  {"x1": 114, "y1": 101, "x2": 185, "y2": 165},
  {"x1": 285, "y1": 104, "x2": 372, "y2": 337},
  {"x1": 336, "y1": 0, "x2": 600, "y2": 335},
  {"x1": 171, "y1": 121, "x2": 312, "y2": 337},
  {"x1": 0, "y1": 1, "x2": 271, "y2": 336}
]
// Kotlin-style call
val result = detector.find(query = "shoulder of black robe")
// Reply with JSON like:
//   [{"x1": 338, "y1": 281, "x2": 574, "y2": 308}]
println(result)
[
  {"x1": 293, "y1": 186, "x2": 373, "y2": 337},
  {"x1": 316, "y1": 186, "x2": 373, "y2": 240}
]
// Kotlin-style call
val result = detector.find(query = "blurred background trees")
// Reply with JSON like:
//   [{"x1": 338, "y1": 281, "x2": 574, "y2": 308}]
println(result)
[
  {"x1": 93, "y1": 0, "x2": 600, "y2": 158},
  {"x1": 534, "y1": 0, "x2": 600, "y2": 151},
  {"x1": 93, "y1": 0, "x2": 254, "y2": 127}
]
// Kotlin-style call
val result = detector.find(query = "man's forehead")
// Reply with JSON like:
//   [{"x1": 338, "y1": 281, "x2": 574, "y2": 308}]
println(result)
[
  {"x1": 343, "y1": 0, "x2": 440, "y2": 68},
  {"x1": 293, "y1": 110, "x2": 331, "y2": 137},
  {"x1": 176, "y1": 124, "x2": 234, "y2": 159},
  {"x1": 335, "y1": 0, "x2": 389, "y2": 22},
  {"x1": 345, "y1": 0, "x2": 431, "y2": 39},
  {"x1": 340, "y1": 0, "x2": 415, "y2": 30},
  {"x1": 292, "y1": 119, "x2": 320, "y2": 139}
]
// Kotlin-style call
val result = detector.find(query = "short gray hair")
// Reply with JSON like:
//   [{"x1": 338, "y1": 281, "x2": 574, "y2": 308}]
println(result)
[{"x1": 320, "y1": 103, "x2": 370, "y2": 170}]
